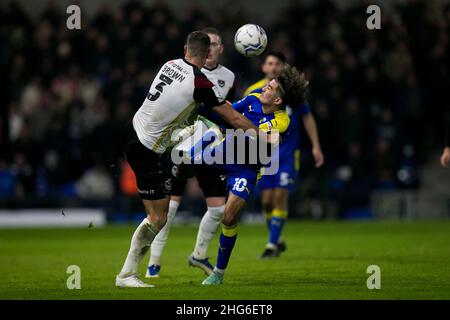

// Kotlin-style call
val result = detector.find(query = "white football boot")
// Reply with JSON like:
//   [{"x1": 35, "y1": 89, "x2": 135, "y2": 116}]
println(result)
[{"x1": 115, "y1": 275, "x2": 154, "y2": 288}]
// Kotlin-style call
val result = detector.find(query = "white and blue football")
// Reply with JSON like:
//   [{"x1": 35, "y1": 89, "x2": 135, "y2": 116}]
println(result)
[{"x1": 234, "y1": 24, "x2": 268, "y2": 57}]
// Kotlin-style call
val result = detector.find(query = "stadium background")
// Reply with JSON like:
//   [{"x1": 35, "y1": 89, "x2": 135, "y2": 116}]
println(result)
[{"x1": 1, "y1": 0, "x2": 449, "y2": 225}]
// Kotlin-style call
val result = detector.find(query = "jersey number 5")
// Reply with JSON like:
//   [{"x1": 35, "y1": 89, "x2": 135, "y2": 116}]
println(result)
[{"x1": 147, "y1": 74, "x2": 173, "y2": 101}]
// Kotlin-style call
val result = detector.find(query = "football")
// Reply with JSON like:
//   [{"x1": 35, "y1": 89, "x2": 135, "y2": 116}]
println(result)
[{"x1": 234, "y1": 24, "x2": 268, "y2": 57}]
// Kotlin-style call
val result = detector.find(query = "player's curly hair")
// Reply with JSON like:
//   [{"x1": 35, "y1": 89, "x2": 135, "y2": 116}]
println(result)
[{"x1": 276, "y1": 64, "x2": 309, "y2": 107}]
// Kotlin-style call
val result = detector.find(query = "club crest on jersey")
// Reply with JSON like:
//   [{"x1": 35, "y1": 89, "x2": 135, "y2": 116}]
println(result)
[
  {"x1": 218, "y1": 79, "x2": 225, "y2": 87},
  {"x1": 164, "y1": 178, "x2": 172, "y2": 192},
  {"x1": 171, "y1": 165, "x2": 179, "y2": 177}
]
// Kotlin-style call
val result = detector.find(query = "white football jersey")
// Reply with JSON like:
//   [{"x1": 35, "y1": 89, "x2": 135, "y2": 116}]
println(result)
[
  {"x1": 133, "y1": 58, "x2": 224, "y2": 154},
  {"x1": 201, "y1": 64, "x2": 235, "y2": 102}
]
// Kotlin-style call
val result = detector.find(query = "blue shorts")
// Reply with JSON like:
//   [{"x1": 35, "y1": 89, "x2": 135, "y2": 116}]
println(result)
[
  {"x1": 258, "y1": 150, "x2": 299, "y2": 191},
  {"x1": 226, "y1": 168, "x2": 258, "y2": 202}
]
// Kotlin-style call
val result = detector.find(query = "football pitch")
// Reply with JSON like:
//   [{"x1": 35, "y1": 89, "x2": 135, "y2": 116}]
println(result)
[{"x1": 1, "y1": 220, "x2": 450, "y2": 300}]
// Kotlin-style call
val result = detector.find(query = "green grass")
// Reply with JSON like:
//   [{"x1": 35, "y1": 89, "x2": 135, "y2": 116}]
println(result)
[{"x1": 1, "y1": 220, "x2": 450, "y2": 299}]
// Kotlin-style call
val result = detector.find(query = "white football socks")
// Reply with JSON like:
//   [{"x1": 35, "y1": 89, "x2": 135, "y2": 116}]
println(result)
[
  {"x1": 119, "y1": 218, "x2": 159, "y2": 278},
  {"x1": 193, "y1": 205, "x2": 225, "y2": 260},
  {"x1": 148, "y1": 200, "x2": 180, "y2": 266}
]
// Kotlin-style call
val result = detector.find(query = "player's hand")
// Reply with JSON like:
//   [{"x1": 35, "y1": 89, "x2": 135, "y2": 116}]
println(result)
[
  {"x1": 440, "y1": 147, "x2": 450, "y2": 168},
  {"x1": 312, "y1": 147, "x2": 324, "y2": 168}
]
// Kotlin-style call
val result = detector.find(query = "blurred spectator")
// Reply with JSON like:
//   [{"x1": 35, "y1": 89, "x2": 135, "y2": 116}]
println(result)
[
  {"x1": 0, "y1": 158, "x2": 17, "y2": 198},
  {"x1": 75, "y1": 157, "x2": 114, "y2": 200}
]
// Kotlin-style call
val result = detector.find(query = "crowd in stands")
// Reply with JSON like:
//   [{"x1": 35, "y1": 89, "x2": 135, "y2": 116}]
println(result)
[{"x1": 1, "y1": 0, "x2": 449, "y2": 217}]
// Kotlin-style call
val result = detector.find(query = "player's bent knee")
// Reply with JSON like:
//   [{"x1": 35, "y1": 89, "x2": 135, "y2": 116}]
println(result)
[
  {"x1": 150, "y1": 214, "x2": 168, "y2": 230},
  {"x1": 142, "y1": 198, "x2": 170, "y2": 230},
  {"x1": 170, "y1": 195, "x2": 182, "y2": 203},
  {"x1": 144, "y1": 209, "x2": 168, "y2": 230},
  {"x1": 208, "y1": 205, "x2": 225, "y2": 221},
  {"x1": 206, "y1": 197, "x2": 226, "y2": 208}
]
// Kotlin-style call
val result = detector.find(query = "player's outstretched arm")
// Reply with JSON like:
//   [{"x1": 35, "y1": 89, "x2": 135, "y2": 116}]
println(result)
[
  {"x1": 301, "y1": 113, "x2": 324, "y2": 168},
  {"x1": 212, "y1": 101, "x2": 258, "y2": 132},
  {"x1": 212, "y1": 102, "x2": 280, "y2": 144}
]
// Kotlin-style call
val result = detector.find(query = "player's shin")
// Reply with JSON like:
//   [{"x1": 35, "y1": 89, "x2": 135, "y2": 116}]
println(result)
[
  {"x1": 148, "y1": 200, "x2": 179, "y2": 267},
  {"x1": 193, "y1": 205, "x2": 225, "y2": 260},
  {"x1": 268, "y1": 209, "x2": 288, "y2": 247},
  {"x1": 215, "y1": 224, "x2": 238, "y2": 274},
  {"x1": 264, "y1": 210, "x2": 273, "y2": 231},
  {"x1": 118, "y1": 218, "x2": 159, "y2": 278}
]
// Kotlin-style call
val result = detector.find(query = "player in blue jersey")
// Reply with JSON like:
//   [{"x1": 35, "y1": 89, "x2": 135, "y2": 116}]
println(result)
[
  {"x1": 243, "y1": 54, "x2": 324, "y2": 259},
  {"x1": 196, "y1": 65, "x2": 309, "y2": 285}
]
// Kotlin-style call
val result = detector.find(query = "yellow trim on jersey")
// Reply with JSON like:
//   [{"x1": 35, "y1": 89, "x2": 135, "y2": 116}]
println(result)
[
  {"x1": 257, "y1": 168, "x2": 263, "y2": 181},
  {"x1": 248, "y1": 92, "x2": 261, "y2": 99},
  {"x1": 258, "y1": 110, "x2": 290, "y2": 133},
  {"x1": 222, "y1": 224, "x2": 238, "y2": 237},
  {"x1": 295, "y1": 149, "x2": 300, "y2": 171},
  {"x1": 243, "y1": 78, "x2": 267, "y2": 97}
]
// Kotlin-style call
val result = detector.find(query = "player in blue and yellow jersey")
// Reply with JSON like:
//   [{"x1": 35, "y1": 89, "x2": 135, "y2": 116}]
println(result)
[
  {"x1": 258, "y1": 96, "x2": 324, "y2": 258},
  {"x1": 244, "y1": 54, "x2": 324, "y2": 259},
  {"x1": 198, "y1": 65, "x2": 309, "y2": 285}
]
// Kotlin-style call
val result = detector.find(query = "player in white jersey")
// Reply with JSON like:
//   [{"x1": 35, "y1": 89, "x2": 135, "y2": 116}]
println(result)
[
  {"x1": 116, "y1": 31, "x2": 261, "y2": 288},
  {"x1": 145, "y1": 28, "x2": 234, "y2": 278}
]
